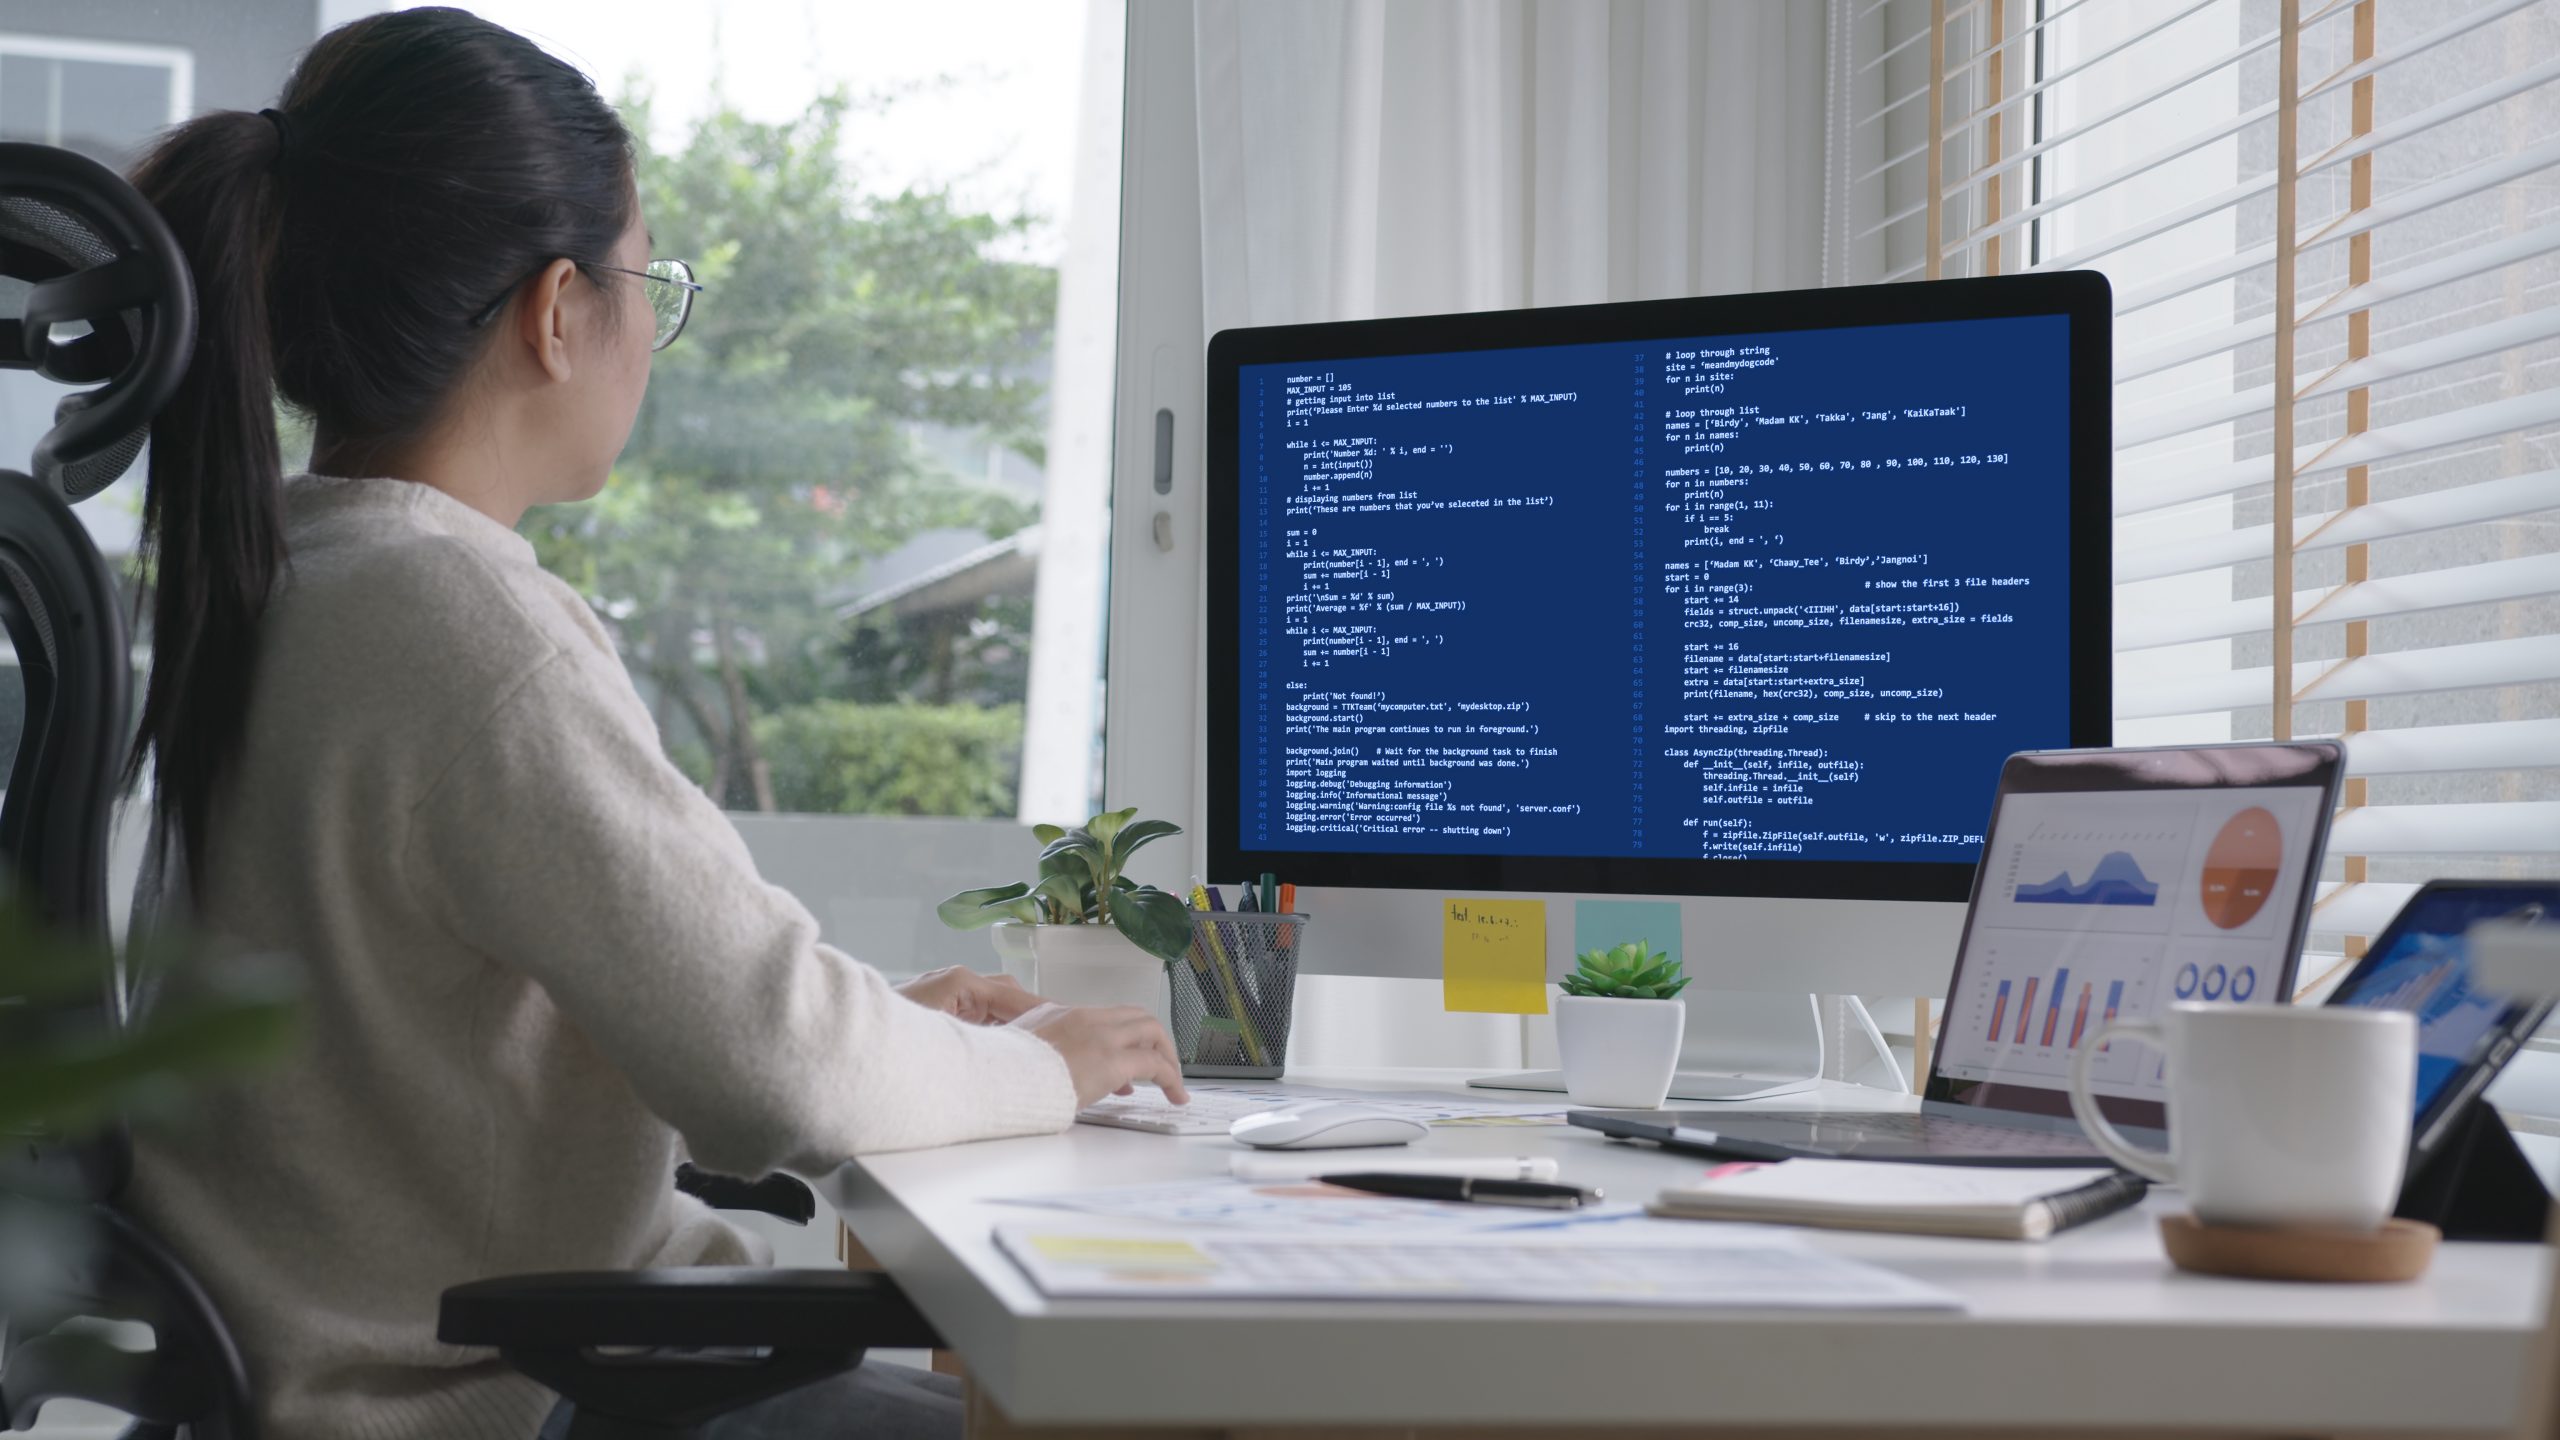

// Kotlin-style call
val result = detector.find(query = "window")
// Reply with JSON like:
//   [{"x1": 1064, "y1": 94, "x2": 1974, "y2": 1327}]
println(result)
[
  {"x1": 446, "y1": 0, "x2": 1123, "y2": 827},
  {"x1": 1838, "y1": 0, "x2": 2560, "y2": 995},
  {"x1": 0, "y1": 33, "x2": 192, "y2": 159},
  {"x1": 3, "y1": 1, "x2": 1121, "y2": 826},
  {"x1": 0, "y1": 0, "x2": 1144, "y2": 976}
]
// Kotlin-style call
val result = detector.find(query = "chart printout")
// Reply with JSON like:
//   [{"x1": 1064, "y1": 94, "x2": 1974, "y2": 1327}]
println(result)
[{"x1": 1236, "y1": 315, "x2": 2074, "y2": 865}]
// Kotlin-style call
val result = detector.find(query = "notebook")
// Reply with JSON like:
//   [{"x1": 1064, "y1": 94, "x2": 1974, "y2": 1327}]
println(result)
[{"x1": 1649, "y1": 1160, "x2": 2148, "y2": 1241}]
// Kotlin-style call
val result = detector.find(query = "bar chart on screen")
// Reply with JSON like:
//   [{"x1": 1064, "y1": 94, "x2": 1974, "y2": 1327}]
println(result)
[{"x1": 1950, "y1": 934, "x2": 2162, "y2": 1085}]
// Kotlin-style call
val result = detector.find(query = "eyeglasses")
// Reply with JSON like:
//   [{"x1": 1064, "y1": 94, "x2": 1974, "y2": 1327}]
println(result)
[
  {"x1": 619, "y1": 258, "x2": 700, "y2": 350},
  {"x1": 470, "y1": 257, "x2": 702, "y2": 351}
]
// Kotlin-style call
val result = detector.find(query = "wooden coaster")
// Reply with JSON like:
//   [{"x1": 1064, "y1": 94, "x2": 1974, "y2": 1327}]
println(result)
[{"x1": 2159, "y1": 1212, "x2": 2440, "y2": 1282}]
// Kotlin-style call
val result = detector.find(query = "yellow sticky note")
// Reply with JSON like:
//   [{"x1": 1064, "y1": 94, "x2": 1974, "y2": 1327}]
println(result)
[
  {"x1": 1028, "y1": 1235, "x2": 1213, "y2": 1269},
  {"x1": 1442, "y1": 898, "x2": 1549, "y2": 1014}
]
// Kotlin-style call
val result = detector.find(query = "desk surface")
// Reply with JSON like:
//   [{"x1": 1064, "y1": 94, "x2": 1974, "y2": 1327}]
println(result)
[{"x1": 820, "y1": 1070, "x2": 2545, "y2": 1435}]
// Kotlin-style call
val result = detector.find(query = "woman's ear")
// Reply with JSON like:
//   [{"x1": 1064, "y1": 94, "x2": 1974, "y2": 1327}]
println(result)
[{"x1": 512, "y1": 257, "x2": 581, "y2": 383}]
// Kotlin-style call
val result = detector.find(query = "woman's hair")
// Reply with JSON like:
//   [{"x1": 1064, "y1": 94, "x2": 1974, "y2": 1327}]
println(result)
[{"x1": 125, "y1": 7, "x2": 635, "y2": 878}]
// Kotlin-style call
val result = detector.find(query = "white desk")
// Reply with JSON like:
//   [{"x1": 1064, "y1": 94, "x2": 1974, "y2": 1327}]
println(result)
[{"x1": 819, "y1": 1069, "x2": 2546, "y2": 1438}]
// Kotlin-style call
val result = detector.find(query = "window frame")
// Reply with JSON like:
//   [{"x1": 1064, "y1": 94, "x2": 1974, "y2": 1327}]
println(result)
[
  {"x1": 1097, "y1": 0, "x2": 1210, "y2": 892},
  {"x1": 0, "y1": 31, "x2": 194, "y2": 138}
]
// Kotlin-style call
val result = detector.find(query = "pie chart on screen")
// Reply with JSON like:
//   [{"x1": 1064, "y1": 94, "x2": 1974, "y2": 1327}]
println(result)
[{"x1": 2199, "y1": 806, "x2": 2283, "y2": 930}]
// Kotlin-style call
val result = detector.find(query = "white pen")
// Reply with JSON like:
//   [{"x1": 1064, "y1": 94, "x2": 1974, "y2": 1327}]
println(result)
[{"x1": 1229, "y1": 1153, "x2": 1563, "y2": 1183}]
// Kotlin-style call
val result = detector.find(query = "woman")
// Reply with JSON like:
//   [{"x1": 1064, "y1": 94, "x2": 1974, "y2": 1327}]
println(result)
[{"x1": 119, "y1": 10, "x2": 1184, "y2": 1439}]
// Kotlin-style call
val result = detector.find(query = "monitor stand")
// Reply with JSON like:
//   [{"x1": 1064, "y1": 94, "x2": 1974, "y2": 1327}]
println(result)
[{"x1": 1470, "y1": 989, "x2": 1827, "y2": 1104}]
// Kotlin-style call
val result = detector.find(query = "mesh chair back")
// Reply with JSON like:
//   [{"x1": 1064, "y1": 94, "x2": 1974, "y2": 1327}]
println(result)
[
  {"x1": 0, "y1": 470, "x2": 128, "y2": 939},
  {"x1": 0, "y1": 145, "x2": 194, "y2": 503},
  {"x1": 0, "y1": 139, "x2": 196, "y2": 936},
  {"x1": 0, "y1": 142, "x2": 250, "y2": 1440}
]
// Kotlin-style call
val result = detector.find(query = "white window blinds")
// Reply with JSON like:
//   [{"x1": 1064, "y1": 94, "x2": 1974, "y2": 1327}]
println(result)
[{"x1": 1829, "y1": 0, "x2": 2560, "y2": 999}]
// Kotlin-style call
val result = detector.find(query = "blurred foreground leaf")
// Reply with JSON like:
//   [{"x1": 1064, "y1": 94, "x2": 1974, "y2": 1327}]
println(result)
[{"x1": 0, "y1": 896, "x2": 302, "y2": 1135}]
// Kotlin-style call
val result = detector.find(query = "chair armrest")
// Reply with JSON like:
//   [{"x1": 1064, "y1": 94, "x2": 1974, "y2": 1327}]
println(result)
[
  {"x1": 438, "y1": 1267, "x2": 944, "y2": 1351},
  {"x1": 674, "y1": 1163, "x2": 816, "y2": 1225},
  {"x1": 439, "y1": 1269, "x2": 942, "y2": 1437}
]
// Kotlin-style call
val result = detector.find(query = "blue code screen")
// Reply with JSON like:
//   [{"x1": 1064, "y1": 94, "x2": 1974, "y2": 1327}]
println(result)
[{"x1": 1236, "y1": 314, "x2": 2075, "y2": 863}]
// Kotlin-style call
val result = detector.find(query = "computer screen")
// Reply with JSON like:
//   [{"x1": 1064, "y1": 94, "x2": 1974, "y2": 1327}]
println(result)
[
  {"x1": 1207, "y1": 274, "x2": 2113, "y2": 904},
  {"x1": 1923, "y1": 743, "x2": 2344, "y2": 1128}
]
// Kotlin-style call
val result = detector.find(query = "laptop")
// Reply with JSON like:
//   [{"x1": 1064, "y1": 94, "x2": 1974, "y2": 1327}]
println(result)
[{"x1": 1572, "y1": 741, "x2": 2347, "y2": 1166}]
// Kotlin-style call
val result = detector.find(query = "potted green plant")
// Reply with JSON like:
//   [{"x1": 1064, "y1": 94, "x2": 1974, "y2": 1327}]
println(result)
[
  {"x1": 937, "y1": 807, "x2": 1194, "y2": 1027},
  {"x1": 1554, "y1": 939, "x2": 1691, "y2": 1109}
]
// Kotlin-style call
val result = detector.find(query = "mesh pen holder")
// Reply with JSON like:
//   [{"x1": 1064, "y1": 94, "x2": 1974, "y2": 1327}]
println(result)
[{"x1": 1169, "y1": 912, "x2": 1305, "y2": 1078}]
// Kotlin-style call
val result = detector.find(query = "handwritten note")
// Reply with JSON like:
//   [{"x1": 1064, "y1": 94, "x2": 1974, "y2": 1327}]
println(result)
[
  {"x1": 1442, "y1": 898, "x2": 1549, "y2": 1014},
  {"x1": 1574, "y1": 899, "x2": 1684, "y2": 970}
]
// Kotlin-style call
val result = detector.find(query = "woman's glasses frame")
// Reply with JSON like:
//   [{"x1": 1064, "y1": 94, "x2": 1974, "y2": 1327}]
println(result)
[{"x1": 469, "y1": 257, "x2": 701, "y2": 351}]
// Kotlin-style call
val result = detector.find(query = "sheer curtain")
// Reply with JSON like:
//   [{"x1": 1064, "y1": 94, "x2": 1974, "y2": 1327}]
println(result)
[
  {"x1": 1195, "y1": 0, "x2": 1828, "y2": 331},
  {"x1": 1187, "y1": 0, "x2": 1902, "y2": 1081}
]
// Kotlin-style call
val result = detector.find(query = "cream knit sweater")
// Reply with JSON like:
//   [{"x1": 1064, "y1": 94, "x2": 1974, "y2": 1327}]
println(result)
[{"x1": 127, "y1": 474, "x2": 1077, "y2": 1440}]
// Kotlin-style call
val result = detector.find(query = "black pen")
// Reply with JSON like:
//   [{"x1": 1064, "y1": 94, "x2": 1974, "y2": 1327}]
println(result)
[{"x1": 1319, "y1": 1172, "x2": 1600, "y2": 1209}]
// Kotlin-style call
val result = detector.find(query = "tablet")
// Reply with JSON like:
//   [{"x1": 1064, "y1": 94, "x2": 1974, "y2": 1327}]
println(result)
[{"x1": 2324, "y1": 880, "x2": 2560, "y2": 1167}]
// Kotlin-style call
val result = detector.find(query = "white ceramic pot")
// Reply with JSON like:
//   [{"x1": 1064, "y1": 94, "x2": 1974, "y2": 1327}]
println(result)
[
  {"x1": 985, "y1": 922, "x2": 1039, "y2": 990},
  {"x1": 1554, "y1": 994, "x2": 1687, "y2": 1109},
  {"x1": 998, "y1": 923, "x2": 1171, "y2": 1031}
]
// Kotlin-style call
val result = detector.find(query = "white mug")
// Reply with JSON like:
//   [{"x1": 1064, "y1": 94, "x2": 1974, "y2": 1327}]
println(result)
[{"x1": 2068, "y1": 1001, "x2": 2417, "y2": 1231}]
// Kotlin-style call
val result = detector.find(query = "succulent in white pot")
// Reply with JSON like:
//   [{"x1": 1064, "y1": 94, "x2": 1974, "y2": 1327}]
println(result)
[
  {"x1": 936, "y1": 807, "x2": 1193, "y2": 1030},
  {"x1": 1553, "y1": 940, "x2": 1691, "y2": 1109}
]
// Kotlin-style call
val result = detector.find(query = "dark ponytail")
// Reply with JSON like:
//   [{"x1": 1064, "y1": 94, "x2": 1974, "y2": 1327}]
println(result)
[
  {"x1": 125, "y1": 8, "x2": 635, "y2": 881},
  {"x1": 124, "y1": 111, "x2": 287, "y2": 891}
]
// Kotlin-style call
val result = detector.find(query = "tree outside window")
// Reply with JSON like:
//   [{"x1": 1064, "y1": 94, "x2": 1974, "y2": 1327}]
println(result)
[{"x1": 522, "y1": 89, "x2": 1061, "y2": 819}]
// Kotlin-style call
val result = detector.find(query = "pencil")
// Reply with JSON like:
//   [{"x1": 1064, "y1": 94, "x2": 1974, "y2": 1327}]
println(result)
[{"x1": 1188, "y1": 884, "x2": 1265, "y2": 1066}]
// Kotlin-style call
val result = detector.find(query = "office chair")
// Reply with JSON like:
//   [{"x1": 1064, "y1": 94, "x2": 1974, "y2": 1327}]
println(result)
[
  {"x1": 0, "y1": 144, "x2": 185, "y2": 939},
  {"x1": 0, "y1": 137, "x2": 253, "y2": 1440},
  {"x1": 0, "y1": 142, "x2": 939, "y2": 1440}
]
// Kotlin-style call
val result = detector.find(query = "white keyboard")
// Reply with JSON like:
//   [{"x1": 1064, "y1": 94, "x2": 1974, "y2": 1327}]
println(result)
[
  {"x1": 1076, "y1": 1084, "x2": 1569, "y2": 1136},
  {"x1": 1076, "y1": 1090, "x2": 1288, "y2": 1135}
]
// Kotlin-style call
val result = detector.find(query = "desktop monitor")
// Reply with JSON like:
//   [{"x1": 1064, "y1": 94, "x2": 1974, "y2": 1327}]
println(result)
[{"x1": 1204, "y1": 273, "x2": 2113, "y2": 1004}]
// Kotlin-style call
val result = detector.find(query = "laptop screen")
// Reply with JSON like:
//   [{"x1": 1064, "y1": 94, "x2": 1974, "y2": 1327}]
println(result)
[{"x1": 1924, "y1": 743, "x2": 2344, "y2": 1130}]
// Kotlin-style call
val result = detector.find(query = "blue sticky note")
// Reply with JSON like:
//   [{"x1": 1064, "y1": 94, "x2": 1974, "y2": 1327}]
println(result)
[{"x1": 1572, "y1": 899, "x2": 1684, "y2": 977}]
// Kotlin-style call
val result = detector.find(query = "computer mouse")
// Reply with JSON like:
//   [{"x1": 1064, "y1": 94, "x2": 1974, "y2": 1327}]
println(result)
[{"x1": 1228, "y1": 1102, "x2": 1431, "y2": 1150}]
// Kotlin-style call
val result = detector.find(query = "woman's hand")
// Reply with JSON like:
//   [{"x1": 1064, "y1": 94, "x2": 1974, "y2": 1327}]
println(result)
[
  {"x1": 896, "y1": 965, "x2": 1046, "y2": 1025},
  {"x1": 1012, "y1": 1003, "x2": 1191, "y2": 1107}
]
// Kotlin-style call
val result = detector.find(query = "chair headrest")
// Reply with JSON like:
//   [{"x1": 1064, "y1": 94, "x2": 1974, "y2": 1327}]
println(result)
[{"x1": 0, "y1": 143, "x2": 196, "y2": 503}]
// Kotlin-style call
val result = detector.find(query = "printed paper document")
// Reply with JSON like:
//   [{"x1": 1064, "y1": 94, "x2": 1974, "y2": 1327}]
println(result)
[{"x1": 995, "y1": 1226, "x2": 1964, "y2": 1310}]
